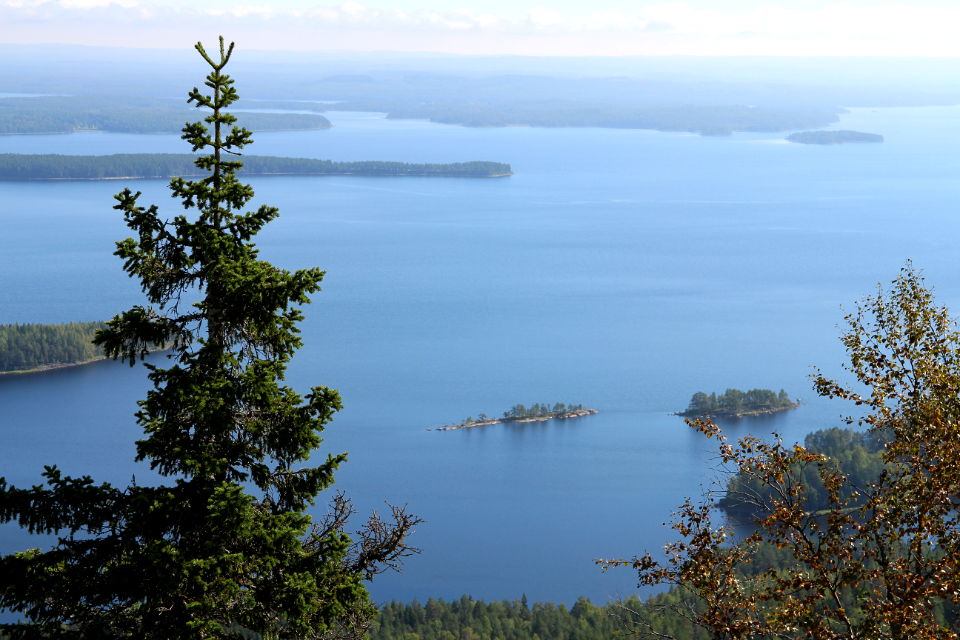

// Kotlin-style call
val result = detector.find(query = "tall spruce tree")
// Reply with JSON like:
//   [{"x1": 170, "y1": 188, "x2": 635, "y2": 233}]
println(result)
[{"x1": 0, "y1": 38, "x2": 419, "y2": 640}]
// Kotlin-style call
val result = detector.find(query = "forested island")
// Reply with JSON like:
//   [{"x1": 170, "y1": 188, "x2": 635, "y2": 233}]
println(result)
[
  {"x1": 786, "y1": 130, "x2": 884, "y2": 144},
  {"x1": 678, "y1": 387, "x2": 798, "y2": 418},
  {"x1": 322, "y1": 101, "x2": 841, "y2": 136},
  {"x1": 434, "y1": 403, "x2": 596, "y2": 431},
  {"x1": 0, "y1": 321, "x2": 106, "y2": 373},
  {"x1": 0, "y1": 154, "x2": 513, "y2": 180},
  {"x1": 0, "y1": 95, "x2": 329, "y2": 134}
]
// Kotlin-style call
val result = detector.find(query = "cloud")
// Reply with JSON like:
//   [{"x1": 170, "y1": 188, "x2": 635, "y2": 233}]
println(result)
[
  {"x1": 528, "y1": 7, "x2": 563, "y2": 26},
  {"x1": 2, "y1": 0, "x2": 960, "y2": 56}
]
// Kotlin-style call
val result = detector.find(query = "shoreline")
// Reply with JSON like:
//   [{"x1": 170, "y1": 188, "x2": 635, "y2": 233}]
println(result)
[
  {"x1": 0, "y1": 345, "x2": 173, "y2": 376},
  {"x1": 0, "y1": 171, "x2": 514, "y2": 182},
  {"x1": 0, "y1": 356, "x2": 107, "y2": 376},
  {"x1": 432, "y1": 408, "x2": 598, "y2": 431}
]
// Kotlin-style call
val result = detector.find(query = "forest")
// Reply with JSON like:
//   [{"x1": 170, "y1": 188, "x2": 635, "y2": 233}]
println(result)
[
  {"x1": 0, "y1": 321, "x2": 105, "y2": 372},
  {"x1": 369, "y1": 593, "x2": 709, "y2": 640},
  {"x1": 0, "y1": 95, "x2": 330, "y2": 134},
  {"x1": 717, "y1": 426, "x2": 888, "y2": 517},
  {"x1": 786, "y1": 129, "x2": 885, "y2": 144},
  {"x1": 679, "y1": 387, "x2": 795, "y2": 416},
  {"x1": 322, "y1": 102, "x2": 840, "y2": 135},
  {"x1": 0, "y1": 154, "x2": 513, "y2": 180}
]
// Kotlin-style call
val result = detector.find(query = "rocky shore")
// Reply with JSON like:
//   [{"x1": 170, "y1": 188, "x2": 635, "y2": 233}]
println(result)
[{"x1": 433, "y1": 408, "x2": 598, "y2": 431}]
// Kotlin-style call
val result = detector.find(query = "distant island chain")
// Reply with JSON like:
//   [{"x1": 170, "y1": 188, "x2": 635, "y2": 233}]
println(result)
[
  {"x1": 0, "y1": 154, "x2": 513, "y2": 180},
  {"x1": 433, "y1": 403, "x2": 597, "y2": 431},
  {"x1": 678, "y1": 388, "x2": 799, "y2": 418},
  {"x1": 787, "y1": 130, "x2": 884, "y2": 145}
]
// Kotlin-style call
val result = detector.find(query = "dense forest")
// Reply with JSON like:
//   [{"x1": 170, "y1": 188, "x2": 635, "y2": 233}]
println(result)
[
  {"x1": 0, "y1": 154, "x2": 513, "y2": 180},
  {"x1": 0, "y1": 95, "x2": 329, "y2": 134},
  {"x1": 322, "y1": 102, "x2": 840, "y2": 136},
  {"x1": 679, "y1": 387, "x2": 795, "y2": 416},
  {"x1": 0, "y1": 321, "x2": 105, "y2": 372},
  {"x1": 370, "y1": 593, "x2": 709, "y2": 640},
  {"x1": 786, "y1": 129, "x2": 884, "y2": 144},
  {"x1": 717, "y1": 426, "x2": 889, "y2": 517}
]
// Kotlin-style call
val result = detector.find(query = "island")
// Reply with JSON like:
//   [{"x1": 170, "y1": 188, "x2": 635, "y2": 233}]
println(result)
[
  {"x1": 677, "y1": 388, "x2": 799, "y2": 418},
  {"x1": 433, "y1": 403, "x2": 597, "y2": 430},
  {"x1": 0, "y1": 154, "x2": 513, "y2": 180},
  {"x1": 786, "y1": 130, "x2": 884, "y2": 145}
]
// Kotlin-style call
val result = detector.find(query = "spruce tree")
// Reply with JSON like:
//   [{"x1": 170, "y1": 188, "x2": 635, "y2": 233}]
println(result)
[{"x1": 0, "y1": 38, "x2": 419, "y2": 640}]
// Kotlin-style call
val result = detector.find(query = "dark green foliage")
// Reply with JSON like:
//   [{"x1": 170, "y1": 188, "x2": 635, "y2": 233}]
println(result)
[
  {"x1": 0, "y1": 38, "x2": 412, "y2": 640},
  {"x1": 717, "y1": 426, "x2": 888, "y2": 516},
  {"x1": 681, "y1": 388, "x2": 794, "y2": 416},
  {"x1": 0, "y1": 95, "x2": 329, "y2": 134},
  {"x1": 786, "y1": 130, "x2": 884, "y2": 144},
  {"x1": 0, "y1": 321, "x2": 105, "y2": 372},
  {"x1": 369, "y1": 594, "x2": 709, "y2": 640},
  {"x1": 0, "y1": 154, "x2": 512, "y2": 180},
  {"x1": 324, "y1": 102, "x2": 839, "y2": 135}
]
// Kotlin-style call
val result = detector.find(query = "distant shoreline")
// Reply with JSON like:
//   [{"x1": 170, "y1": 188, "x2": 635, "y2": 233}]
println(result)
[
  {"x1": 0, "y1": 356, "x2": 107, "y2": 376},
  {"x1": 0, "y1": 346, "x2": 173, "y2": 376},
  {"x1": 1, "y1": 172, "x2": 514, "y2": 182},
  {"x1": 0, "y1": 154, "x2": 513, "y2": 180}
]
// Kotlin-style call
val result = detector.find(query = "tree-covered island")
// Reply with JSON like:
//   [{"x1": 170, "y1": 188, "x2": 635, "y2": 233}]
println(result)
[
  {"x1": 786, "y1": 129, "x2": 884, "y2": 144},
  {"x1": 434, "y1": 403, "x2": 597, "y2": 431},
  {"x1": 0, "y1": 154, "x2": 512, "y2": 180},
  {"x1": 678, "y1": 387, "x2": 798, "y2": 418}
]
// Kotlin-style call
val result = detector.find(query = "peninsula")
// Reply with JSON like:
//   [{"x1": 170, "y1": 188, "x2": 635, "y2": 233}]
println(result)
[
  {"x1": 0, "y1": 321, "x2": 106, "y2": 374},
  {"x1": 434, "y1": 403, "x2": 597, "y2": 431},
  {"x1": 0, "y1": 154, "x2": 513, "y2": 180},
  {"x1": 0, "y1": 321, "x2": 169, "y2": 374},
  {"x1": 677, "y1": 388, "x2": 799, "y2": 418},
  {"x1": 786, "y1": 130, "x2": 884, "y2": 145}
]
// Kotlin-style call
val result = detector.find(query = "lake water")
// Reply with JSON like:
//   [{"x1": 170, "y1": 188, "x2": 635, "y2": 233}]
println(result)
[{"x1": 2, "y1": 107, "x2": 960, "y2": 612}]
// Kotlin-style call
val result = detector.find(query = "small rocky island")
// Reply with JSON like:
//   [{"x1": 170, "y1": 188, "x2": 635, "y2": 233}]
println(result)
[
  {"x1": 433, "y1": 403, "x2": 597, "y2": 431},
  {"x1": 787, "y1": 130, "x2": 884, "y2": 145},
  {"x1": 677, "y1": 388, "x2": 799, "y2": 419}
]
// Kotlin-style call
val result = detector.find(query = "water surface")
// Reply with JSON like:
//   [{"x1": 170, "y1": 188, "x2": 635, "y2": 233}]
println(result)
[{"x1": 1, "y1": 107, "x2": 958, "y2": 608}]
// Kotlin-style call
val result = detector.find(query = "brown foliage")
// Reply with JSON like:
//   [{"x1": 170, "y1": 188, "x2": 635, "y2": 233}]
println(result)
[{"x1": 599, "y1": 264, "x2": 960, "y2": 640}]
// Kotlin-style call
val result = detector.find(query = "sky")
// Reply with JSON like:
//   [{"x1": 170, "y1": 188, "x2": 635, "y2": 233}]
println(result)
[{"x1": 2, "y1": 0, "x2": 960, "y2": 56}]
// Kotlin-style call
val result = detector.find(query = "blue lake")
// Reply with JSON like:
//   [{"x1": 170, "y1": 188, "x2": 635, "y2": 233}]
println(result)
[{"x1": 2, "y1": 107, "x2": 959, "y2": 610}]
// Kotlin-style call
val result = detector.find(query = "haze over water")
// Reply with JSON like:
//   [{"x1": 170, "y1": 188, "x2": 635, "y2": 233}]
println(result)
[{"x1": 2, "y1": 106, "x2": 959, "y2": 607}]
